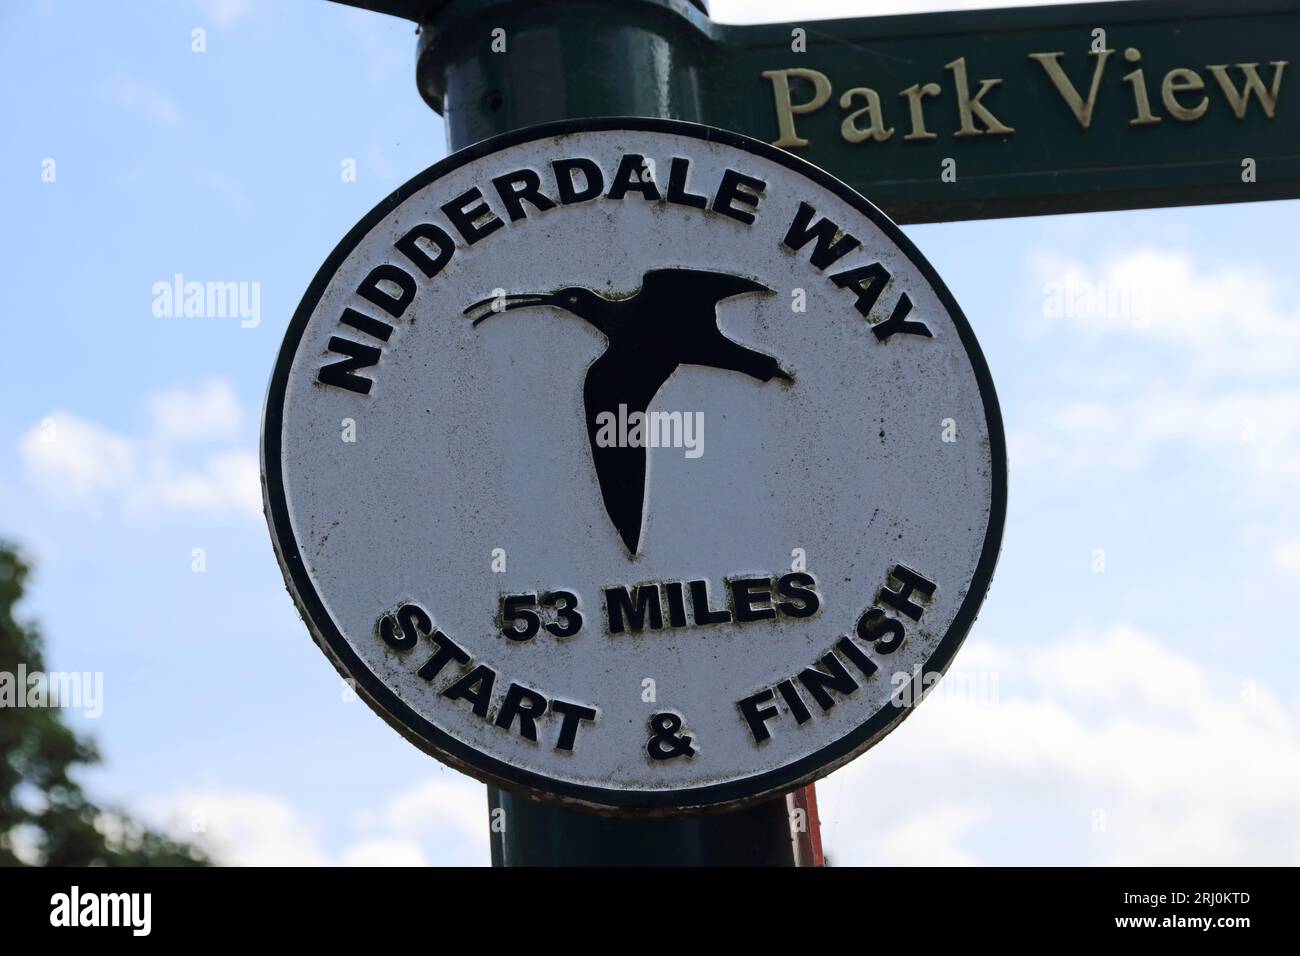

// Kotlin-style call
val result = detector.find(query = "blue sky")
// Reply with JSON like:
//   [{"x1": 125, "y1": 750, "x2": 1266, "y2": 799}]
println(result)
[{"x1": 2, "y1": 0, "x2": 1297, "y2": 865}]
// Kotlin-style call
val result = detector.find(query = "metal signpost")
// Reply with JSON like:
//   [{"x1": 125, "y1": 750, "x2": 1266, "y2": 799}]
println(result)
[
  {"x1": 407, "y1": 0, "x2": 1299, "y2": 223},
  {"x1": 269, "y1": 0, "x2": 1298, "y2": 866}
]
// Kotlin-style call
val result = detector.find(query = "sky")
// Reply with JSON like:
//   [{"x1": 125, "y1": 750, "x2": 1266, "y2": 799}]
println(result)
[{"x1": 1, "y1": 0, "x2": 1297, "y2": 866}]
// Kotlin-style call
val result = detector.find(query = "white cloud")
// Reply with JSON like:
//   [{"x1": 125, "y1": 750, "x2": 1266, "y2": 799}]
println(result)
[
  {"x1": 154, "y1": 770, "x2": 486, "y2": 867},
  {"x1": 140, "y1": 450, "x2": 261, "y2": 516},
  {"x1": 1272, "y1": 538, "x2": 1300, "y2": 577},
  {"x1": 340, "y1": 839, "x2": 431, "y2": 867},
  {"x1": 148, "y1": 379, "x2": 241, "y2": 442},
  {"x1": 819, "y1": 624, "x2": 1300, "y2": 865},
  {"x1": 1012, "y1": 245, "x2": 1300, "y2": 527},
  {"x1": 875, "y1": 804, "x2": 984, "y2": 866},
  {"x1": 18, "y1": 381, "x2": 260, "y2": 520},
  {"x1": 172, "y1": 791, "x2": 330, "y2": 866},
  {"x1": 1008, "y1": 385, "x2": 1300, "y2": 491},
  {"x1": 377, "y1": 773, "x2": 486, "y2": 838},
  {"x1": 1030, "y1": 247, "x2": 1300, "y2": 382},
  {"x1": 358, "y1": 769, "x2": 490, "y2": 867},
  {"x1": 20, "y1": 413, "x2": 135, "y2": 499}
]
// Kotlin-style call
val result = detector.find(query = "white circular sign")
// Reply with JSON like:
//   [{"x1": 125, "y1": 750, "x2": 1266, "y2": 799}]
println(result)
[{"x1": 263, "y1": 119, "x2": 1005, "y2": 813}]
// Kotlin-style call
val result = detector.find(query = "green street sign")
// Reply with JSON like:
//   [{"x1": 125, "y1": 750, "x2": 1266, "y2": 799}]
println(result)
[
  {"x1": 364, "y1": 0, "x2": 1300, "y2": 224},
  {"x1": 709, "y1": 0, "x2": 1298, "y2": 222}
]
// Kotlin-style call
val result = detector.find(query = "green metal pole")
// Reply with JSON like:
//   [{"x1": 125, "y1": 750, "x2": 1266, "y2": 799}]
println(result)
[
  {"x1": 415, "y1": 0, "x2": 798, "y2": 866},
  {"x1": 488, "y1": 788, "x2": 798, "y2": 866},
  {"x1": 416, "y1": 0, "x2": 718, "y2": 148}
]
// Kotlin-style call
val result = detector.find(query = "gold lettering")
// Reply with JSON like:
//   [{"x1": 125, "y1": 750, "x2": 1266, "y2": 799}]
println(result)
[
  {"x1": 839, "y1": 87, "x2": 894, "y2": 143},
  {"x1": 761, "y1": 68, "x2": 832, "y2": 147},
  {"x1": 945, "y1": 57, "x2": 1014, "y2": 137},
  {"x1": 1206, "y1": 62, "x2": 1287, "y2": 119},
  {"x1": 899, "y1": 82, "x2": 942, "y2": 141},
  {"x1": 1122, "y1": 48, "x2": 1161, "y2": 126},
  {"x1": 1028, "y1": 49, "x2": 1114, "y2": 128},
  {"x1": 1161, "y1": 68, "x2": 1208, "y2": 122}
]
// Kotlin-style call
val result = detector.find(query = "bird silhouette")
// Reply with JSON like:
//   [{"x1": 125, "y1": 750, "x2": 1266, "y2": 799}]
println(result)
[{"x1": 464, "y1": 268, "x2": 793, "y2": 554}]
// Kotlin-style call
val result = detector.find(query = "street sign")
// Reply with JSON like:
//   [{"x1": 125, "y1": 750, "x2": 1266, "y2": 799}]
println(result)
[
  {"x1": 403, "y1": 0, "x2": 1300, "y2": 223},
  {"x1": 263, "y1": 118, "x2": 1006, "y2": 812},
  {"x1": 728, "y1": 0, "x2": 1298, "y2": 222}
]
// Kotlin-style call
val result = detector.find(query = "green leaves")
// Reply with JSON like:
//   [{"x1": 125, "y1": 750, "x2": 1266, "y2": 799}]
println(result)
[{"x1": 0, "y1": 543, "x2": 208, "y2": 867}]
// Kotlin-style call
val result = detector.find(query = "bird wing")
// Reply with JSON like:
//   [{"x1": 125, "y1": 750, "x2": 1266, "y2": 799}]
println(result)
[
  {"x1": 638, "y1": 268, "x2": 773, "y2": 311},
  {"x1": 582, "y1": 348, "x2": 678, "y2": 555}
]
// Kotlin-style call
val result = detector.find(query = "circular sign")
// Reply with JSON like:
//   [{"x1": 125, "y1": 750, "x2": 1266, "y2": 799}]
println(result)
[{"x1": 263, "y1": 118, "x2": 1005, "y2": 813}]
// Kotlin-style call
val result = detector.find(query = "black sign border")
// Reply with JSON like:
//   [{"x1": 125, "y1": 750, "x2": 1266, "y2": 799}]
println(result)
[{"x1": 262, "y1": 116, "x2": 1008, "y2": 813}]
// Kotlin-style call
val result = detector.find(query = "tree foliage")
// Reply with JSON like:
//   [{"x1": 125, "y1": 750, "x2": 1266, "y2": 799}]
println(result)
[{"x1": 0, "y1": 542, "x2": 207, "y2": 866}]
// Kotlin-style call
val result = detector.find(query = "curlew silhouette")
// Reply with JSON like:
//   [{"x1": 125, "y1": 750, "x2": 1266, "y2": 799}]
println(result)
[{"x1": 464, "y1": 268, "x2": 793, "y2": 554}]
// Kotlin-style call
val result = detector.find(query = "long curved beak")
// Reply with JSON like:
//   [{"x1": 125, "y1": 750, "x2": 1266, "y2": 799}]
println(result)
[{"x1": 463, "y1": 292, "x2": 560, "y2": 326}]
